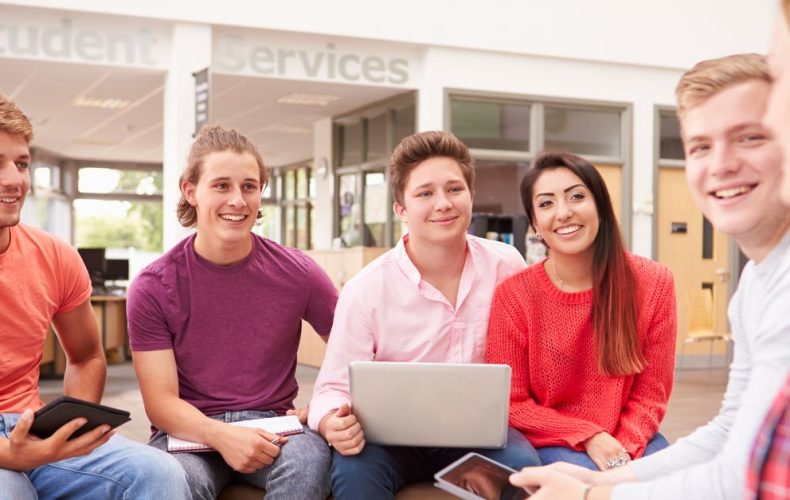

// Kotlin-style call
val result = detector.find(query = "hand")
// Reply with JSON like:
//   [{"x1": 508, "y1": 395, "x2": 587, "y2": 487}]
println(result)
[
  {"x1": 286, "y1": 406, "x2": 308, "y2": 425},
  {"x1": 1, "y1": 409, "x2": 113, "y2": 471},
  {"x1": 318, "y1": 404, "x2": 365, "y2": 456},
  {"x1": 509, "y1": 466, "x2": 591, "y2": 500},
  {"x1": 212, "y1": 424, "x2": 287, "y2": 474},
  {"x1": 584, "y1": 432, "x2": 630, "y2": 472}
]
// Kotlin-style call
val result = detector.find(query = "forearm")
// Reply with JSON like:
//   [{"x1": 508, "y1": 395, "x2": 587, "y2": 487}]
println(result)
[
  {"x1": 143, "y1": 393, "x2": 227, "y2": 446},
  {"x1": 62, "y1": 355, "x2": 106, "y2": 403}
]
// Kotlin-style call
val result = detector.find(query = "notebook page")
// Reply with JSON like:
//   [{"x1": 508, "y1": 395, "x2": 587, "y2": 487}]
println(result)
[{"x1": 167, "y1": 415, "x2": 303, "y2": 452}]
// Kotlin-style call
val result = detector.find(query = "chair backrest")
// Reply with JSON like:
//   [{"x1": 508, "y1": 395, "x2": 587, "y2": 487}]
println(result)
[{"x1": 686, "y1": 288, "x2": 714, "y2": 334}]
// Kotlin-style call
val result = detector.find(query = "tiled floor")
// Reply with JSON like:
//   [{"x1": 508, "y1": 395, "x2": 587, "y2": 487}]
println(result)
[{"x1": 39, "y1": 362, "x2": 729, "y2": 445}]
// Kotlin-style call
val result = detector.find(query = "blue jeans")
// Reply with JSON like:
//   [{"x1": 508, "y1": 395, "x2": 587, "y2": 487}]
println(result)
[
  {"x1": 149, "y1": 410, "x2": 331, "y2": 500},
  {"x1": 330, "y1": 427, "x2": 540, "y2": 500},
  {"x1": 0, "y1": 413, "x2": 190, "y2": 500},
  {"x1": 536, "y1": 432, "x2": 669, "y2": 471}
]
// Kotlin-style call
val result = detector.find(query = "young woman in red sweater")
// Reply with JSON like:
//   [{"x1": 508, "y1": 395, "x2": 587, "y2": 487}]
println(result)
[{"x1": 486, "y1": 151, "x2": 676, "y2": 471}]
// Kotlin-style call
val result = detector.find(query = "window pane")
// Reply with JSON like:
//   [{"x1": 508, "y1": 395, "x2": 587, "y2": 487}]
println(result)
[
  {"x1": 33, "y1": 162, "x2": 61, "y2": 191},
  {"x1": 338, "y1": 173, "x2": 360, "y2": 246},
  {"x1": 74, "y1": 199, "x2": 163, "y2": 279},
  {"x1": 451, "y1": 99, "x2": 530, "y2": 151},
  {"x1": 254, "y1": 205, "x2": 278, "y2": 242},
  {"x1": 364, "y1": 171, "x2": 387, "y2": 247},
  {"x1": 284, "y1": 205, "x2": 295, "y2": 247},
  {"x1": 393, "y1": 104, "x2": 416, "y2": 145},
  {"x1": 296, "y1": 206, "x2": 308, "y2": 249},
  {"x1": 283, "y1": 170, "x2": 296, "y2": 201},
  {"x1": 660, "y1": 112, "x2": 685, "y2": 160},
  {"x1": 366, "y1": 113, "x2": 388, "y2": 162},
  {"x1": 339, "y1": 121, "x2": 364, "y2": 166},
  {"x1": 544, "y1": 107, "x2": 621, "y2": 157},
  {"x1": 296, "y1": 168, "x2": 308, "y2": 199},
  {"x1": 78, "y1": 168, "x2": 162, "y2": 195}
]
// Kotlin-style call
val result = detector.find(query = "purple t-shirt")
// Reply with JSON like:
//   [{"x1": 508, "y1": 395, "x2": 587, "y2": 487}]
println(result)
[{"x1": 127, "y1": 234, "x2": 338, "y2": 415}]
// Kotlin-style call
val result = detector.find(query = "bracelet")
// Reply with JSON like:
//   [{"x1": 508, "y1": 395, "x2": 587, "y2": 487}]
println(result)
[{"x1": 581, "y1": 485, "x2": 593, "y2": 500}]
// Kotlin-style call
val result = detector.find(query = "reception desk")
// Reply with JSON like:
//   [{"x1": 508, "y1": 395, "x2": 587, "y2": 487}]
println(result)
[{"x1": 40, "y1": 295, "x2": 128, "y2": 377}]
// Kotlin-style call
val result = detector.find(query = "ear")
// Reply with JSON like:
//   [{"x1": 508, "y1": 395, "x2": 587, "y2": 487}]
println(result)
[
  {"x1": 393, "y1": 201, "x2": 408, "y2": 223},
  {"x1": 181, "y1": 180, "x2": 197, "y2": 207}
]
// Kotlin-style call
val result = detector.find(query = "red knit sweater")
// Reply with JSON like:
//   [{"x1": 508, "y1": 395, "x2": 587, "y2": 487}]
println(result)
[{"x1": 485, "y1": 254, "x2": 676, "y2": 458}]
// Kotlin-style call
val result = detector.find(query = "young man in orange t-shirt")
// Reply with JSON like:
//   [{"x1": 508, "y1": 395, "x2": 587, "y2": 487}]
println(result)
[{"x1": 0, "y1": 94, "x2": 189, "y2": 499}]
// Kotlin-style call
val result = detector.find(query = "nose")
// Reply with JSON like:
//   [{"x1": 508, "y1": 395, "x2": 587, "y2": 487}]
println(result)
[
  {"x1": 434, "y1": 190, "x2": 452, "y2": 211},
  {"x1": 707, "y1": 141, "x2": 741, "y2": 178},
  {"x1": 226, "y1": 186, "x2": 246, "y2": 208},
  {"x1": 0, "y1": 160, "x2": 24, "y2": 190},
  {"x1": 556, "y1": 199, "x2": 573, "y2": 221}
]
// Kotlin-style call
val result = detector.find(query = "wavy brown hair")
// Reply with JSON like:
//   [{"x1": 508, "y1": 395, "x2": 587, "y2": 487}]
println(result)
[
  {"x1": 177, "y1": 125, "x2": 269, "y2": 228},
  {"x1": 520, "y1": 151, "x2": 644, "y2": 376},
  {"x1": 0, "y1": 94, "x2": 33, "y2": 144}
]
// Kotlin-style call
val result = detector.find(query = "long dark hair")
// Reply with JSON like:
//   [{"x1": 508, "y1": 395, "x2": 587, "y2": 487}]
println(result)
[{"x1": 520, "y1": 151, "x2": 644, "y2": 376}]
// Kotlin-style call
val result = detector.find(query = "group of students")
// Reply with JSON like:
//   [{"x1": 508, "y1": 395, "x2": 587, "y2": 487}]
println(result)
[{"x1": 1, "y1": 10, "x2": 790, "y2": 500}]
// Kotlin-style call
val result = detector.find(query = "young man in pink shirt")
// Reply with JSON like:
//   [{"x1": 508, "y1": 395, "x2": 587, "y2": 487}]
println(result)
[{"x1": 308, "y1": 131, "x2": 540, "y2": 499}]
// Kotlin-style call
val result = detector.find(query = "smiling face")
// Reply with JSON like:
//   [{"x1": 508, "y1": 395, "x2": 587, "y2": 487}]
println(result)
[
  {"x1": 682, "y1": 79, "x2": 789, "y2": 253},
  {"x1": 181, "y1": 150, "x2": 262, "y2": 250},
  {"x1": 531, "y1": 167, "x2": 600, "y2": 259},
  {"x1": 393, "y1": 156, "x2": 472, "y2": 248},
  {"x1": 0, "y1": 131, "x2": 31, "y2": 252},
  {"x1": 765, "y1": 18, "x2": 790, "y2": 205}
]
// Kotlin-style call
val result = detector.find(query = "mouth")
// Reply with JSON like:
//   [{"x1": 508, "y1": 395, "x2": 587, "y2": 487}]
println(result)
[
  {"x1": 0, "y1": 196, "x2": 20, "y2": 204},
  {"x1": 430, "y1": 215, "x2": 458, "y2": 225},
  {"x1": 219, "y1": 214, "x2": 248, "y2": 222},
  {"x1": 554, "y1": 224, "x2": 582, "y2": 236},
  {"x1": 710, "y1": 184, "x2": 755, "y2": 200}
]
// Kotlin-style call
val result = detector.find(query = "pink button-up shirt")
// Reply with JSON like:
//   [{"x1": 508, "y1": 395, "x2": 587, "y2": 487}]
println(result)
[{"x1": 307, "y1": 234, "x2": 526, "y2": 430}]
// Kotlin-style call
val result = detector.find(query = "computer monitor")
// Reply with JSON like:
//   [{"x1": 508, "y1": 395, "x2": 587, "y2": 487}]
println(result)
[
  {"x1": 77, "y1": 248, "x2": 106, "y2": 286},
  {"x1": 105, "y1": 259, "x2": 129, "y2": 281}
]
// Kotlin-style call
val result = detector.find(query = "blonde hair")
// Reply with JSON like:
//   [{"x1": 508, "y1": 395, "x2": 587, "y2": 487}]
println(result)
[
  {"x1": 783, "y1": 0, "x2": 790, "y2": 25},
  {"x1": 177, "y1": 125, "x2": 269, "y2": 227},
  {"x1": 675, "y1": 53, "x2": 770, "y2": 121},
  {"x1": 0, "y1": 94, "x2": 33, "y2": 143}
]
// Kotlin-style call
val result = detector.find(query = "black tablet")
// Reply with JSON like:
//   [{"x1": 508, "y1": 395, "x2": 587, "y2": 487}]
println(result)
[{"x1": 30, "y1": 396, "x2": 131, "y2": 440}]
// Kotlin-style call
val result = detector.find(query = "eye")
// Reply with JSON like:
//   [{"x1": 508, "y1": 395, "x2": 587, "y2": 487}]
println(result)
[
  {"x1": 215, "y1": 182, "x2": 228, "y2": 190},
  {"x1": 416, "y1": 191, "x2": 431, "y2": 198},
  {"x1": 16, "y1": 161, "x2": 29, "y2": 170},
  {"x1": 449, "y1": 185, "x2": 465, "y2": 193},
  {"x1": 537, "y1": 199, "x2": 553, "y2": 209},
  {"x1": 739, "y1": 134, "x2": 766, "y2": 145},
  {"x1": 244, "y1": 182, "x2": 259, "y2": 191},
  {"x1": 687, "y1": 144, "x2": 709, "y2": 157},
  {"x1": 569, "y1": 191, "x2": 586, "y2": 201}
]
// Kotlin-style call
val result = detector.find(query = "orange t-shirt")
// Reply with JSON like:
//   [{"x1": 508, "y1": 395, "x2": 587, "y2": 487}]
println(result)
[{"x1": 0, "y1": 224, "x2": 91, "y2": 413}]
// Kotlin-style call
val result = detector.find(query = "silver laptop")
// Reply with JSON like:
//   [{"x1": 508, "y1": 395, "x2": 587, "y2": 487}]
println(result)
[{"x1": 349, "y1": 361, "x2": 511, "y2": 448}]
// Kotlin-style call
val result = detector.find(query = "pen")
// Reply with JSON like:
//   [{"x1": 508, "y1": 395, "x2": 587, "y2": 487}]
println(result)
[{"x1": 269, "y1": 436, "x2": 282, "y2": 446}]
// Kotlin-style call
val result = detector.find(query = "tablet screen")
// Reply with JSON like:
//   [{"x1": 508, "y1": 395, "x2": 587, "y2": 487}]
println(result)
[{"x1": 436, "y1": 454, "x2": 529, "y2": 500}]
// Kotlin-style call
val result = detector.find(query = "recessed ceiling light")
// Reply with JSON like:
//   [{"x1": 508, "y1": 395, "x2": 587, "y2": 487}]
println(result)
[
  {"x1": 72, "y1": 96, "x2": 131, "y2": 110},
  {"x1": 265, "y1": 124, "x2": 311, "y2": 135},
  {"x1": 276, "y1": 93, "x2": 340, "y2": 107}
]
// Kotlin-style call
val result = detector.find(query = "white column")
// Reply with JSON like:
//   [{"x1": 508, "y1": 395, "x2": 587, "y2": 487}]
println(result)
[
  {"x1": 416, "y1": 49, "x2": 445, "y2": 132},
  {"x1": 630, "y1": 99, "x2": 656, "y2": 258},
  {"x1": 162, "y1": 22, "x2": 212, "y2": 249},
  {"x1": 312, "y1": 117, "x2": 334, "y2": 250}
]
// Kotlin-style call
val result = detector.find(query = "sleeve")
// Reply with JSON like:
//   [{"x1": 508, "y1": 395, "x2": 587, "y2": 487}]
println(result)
[
  {"x1": 485, "y1": 283, "x2": 606, "y2": 449},
  {"x1": 126, "y1": 272, "x2": 175, "y2": 351},
  {"x1": 613, "y1": 267, "x2": 676, "y2": 458},
  {"x1": 303, "y1": 256, "x2": 339, "y2": 337},
  {"x1": 307, "y1": 280, "x2": 375, "y2": 430},
  {"x1": 54, "y1": 240, "x2": 92, "y2": 314},
  {"x1": 615, "y1": 267, "x2": 790, "y2": 500}
]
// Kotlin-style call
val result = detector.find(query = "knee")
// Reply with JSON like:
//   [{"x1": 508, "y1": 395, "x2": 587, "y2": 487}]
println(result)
[{"x1": 131, "y1": 449, "x2": 189, "y2": 492}]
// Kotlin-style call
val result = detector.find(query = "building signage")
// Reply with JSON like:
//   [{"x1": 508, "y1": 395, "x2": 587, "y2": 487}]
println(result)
[
  {"x1": 194, "y1": 67, "x2": 210, "y2": 136},
  {"x1": 0, "y1": 8, "x2": 168, "y2": 69},
  {"x1": 213, "y1": 30, "x2": 419, "y2": 87}
]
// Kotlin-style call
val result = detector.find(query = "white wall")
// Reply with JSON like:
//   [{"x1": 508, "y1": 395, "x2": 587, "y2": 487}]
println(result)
[{"x1": 4, "y1": 0, "x2": 776, "y2": 70}]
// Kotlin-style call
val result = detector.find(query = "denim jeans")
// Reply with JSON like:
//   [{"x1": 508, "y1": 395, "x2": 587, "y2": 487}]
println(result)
[
  {"x1": 0, "y1": 413, "x2": 190, "y2": 500},
  {"x1": 149, "y1": 410, "x2": 331, "y2": 500},
  {"x1": 536, "y1": 432, "x2": 670, "y2": 471},
  {"x1": 329, "y1": 426, "x2": 540, "y2": 500}
]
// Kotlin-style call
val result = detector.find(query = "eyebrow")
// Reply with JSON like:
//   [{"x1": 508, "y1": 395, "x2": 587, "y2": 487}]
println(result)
[
  {"x1": 209, "y1": 176, "x2": 260, "y2": 183},
  {"x1": 411, "y1": 179, "x2": 464, "y2": 191},
  {"x1": 534, "y1": 183, "x2": 585, "y2": 198}
]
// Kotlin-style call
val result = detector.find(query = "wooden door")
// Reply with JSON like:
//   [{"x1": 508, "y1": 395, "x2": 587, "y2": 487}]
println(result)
[{"x1": 657, "y1": 166, "x2": 731, "y2": 355}]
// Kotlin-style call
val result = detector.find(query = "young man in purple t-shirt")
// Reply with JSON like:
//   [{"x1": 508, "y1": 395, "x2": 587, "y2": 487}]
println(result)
[{"x1": 127, "y1": 125, "x2": 338, "y2": 500}]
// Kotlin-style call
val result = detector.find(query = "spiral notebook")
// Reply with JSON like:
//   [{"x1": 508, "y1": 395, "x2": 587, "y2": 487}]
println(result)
[{"x1": 166, "y1": 415, "x2": 304, "y2": 453}]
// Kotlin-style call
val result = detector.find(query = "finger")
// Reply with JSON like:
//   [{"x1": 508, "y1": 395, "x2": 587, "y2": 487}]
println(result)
[
  {"x1": 335, "y1": 404, "x2": 351, "y2": 418},
  {"x1": 330, "y1": 413, "x2": 358, "y2": 432},
  {"x1": 9, "y1": 410, "x2": 35, "y2": 442},
  {"x1": 509, "y1": 466, "x2": 557, "y2": 489},
  {"x1": 62, "y1": 425, "x2": 112, "y2": 455},
  {"x1": 49, "y1": 417, "x2": 89, "y2": 444}
]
